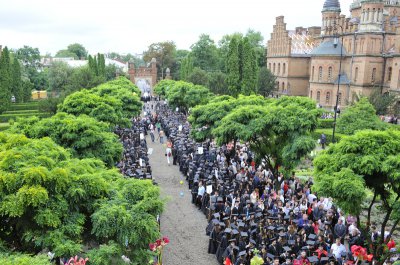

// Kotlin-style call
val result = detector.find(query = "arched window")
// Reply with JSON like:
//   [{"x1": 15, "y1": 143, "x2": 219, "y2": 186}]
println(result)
[
  {"x1": 388, "y1": 67, "x2": 392, "y2": 81},
  {"x1": 372, "y1": 68, "x2": 377, "y2": 83},
  {"x1": 283, "y1": 63, "x2": 286, "y2": 75},
  {"x1": 282, "y1": 82, "x2": 285, "y2": 91},
  {"x1": 326, "y1": 92, "x2": 331, "y2": 104},
  {"x1": 273, "y1": 63, "x2": 276, "y2": 74},
  {"x1": 278, "y1": 63, "x2": 281, "y2": 75},
  {"x1": 319, "y1": 66, "x2": 323, "y2": 82},
  {"x1": 354, "y1": 67, "x2": 359, "y2": 82},
  {"x1": 317, "y1": 91, "x2": 321, "y2": 102},
  {"x1": 312, "y1": 66, "x2": 315, "y2": 81},
  {"x1": 328, "y1": 67, "x2": 333, "y2": 82}
]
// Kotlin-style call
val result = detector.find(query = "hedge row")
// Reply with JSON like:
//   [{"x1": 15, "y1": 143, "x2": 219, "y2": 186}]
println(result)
[
  {"x1": 317, "y1": 118, "x2": 335, "y2": 129},
  {"x1": 9, "y1": 102, "x2": 39, "y2": 111},
  {"x1": 4, "y1": 110, "x2": 40, "y2": 114},
  {"x1": 311, "y1": 128, "x2": 346, "y2": 145},
  {"x1": 0, "y1": 113, "x2": 50, "y2": 123}
]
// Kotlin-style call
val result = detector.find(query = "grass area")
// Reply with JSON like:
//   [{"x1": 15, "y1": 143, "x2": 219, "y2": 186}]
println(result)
[
  {"x1": 9, "y1": 102, "x2": 39, "y2": 111},
  {"x1": 3, "y1": 110, "x2": 40, "y2": 114}
]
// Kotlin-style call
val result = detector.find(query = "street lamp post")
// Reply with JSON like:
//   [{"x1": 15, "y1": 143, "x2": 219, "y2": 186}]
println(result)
[{"x1": 332, "y1": 24, "x2": 344, "y2": 144}]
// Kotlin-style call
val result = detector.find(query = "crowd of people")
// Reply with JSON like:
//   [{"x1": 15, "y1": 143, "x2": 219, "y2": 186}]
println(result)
[
  {"x1": 115, "y1": 119, "x2": 152, "y2": 179},
  {"x1": 140, "y1": 100, "x2": 397, "y2": 265}
]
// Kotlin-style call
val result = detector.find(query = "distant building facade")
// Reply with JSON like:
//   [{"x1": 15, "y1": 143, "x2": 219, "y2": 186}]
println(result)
[{"x1": 267, "y1": 0, "x2": 400, "y2": 109}]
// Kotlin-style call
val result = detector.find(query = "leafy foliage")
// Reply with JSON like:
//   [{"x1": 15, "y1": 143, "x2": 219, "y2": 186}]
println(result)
[
  {"x1": 0, "y1": 47, "x2": 12, "y2": 113},
  {"x1": 257, "y1": 66, "x2": 276, "y2": 97},
  {"x1": 153, "y1": 79, "x2": 176, "y2": 97},
  {"x1": 336, "y1": 97, "x2": 387, "y2": 134},
  {"x1": 0, "y1": 132, "x2": 163, "y2": 263},
  {"x1": 8, "y1": 112, "x2": 123, "y2": 167},
  {"x1": 313, "y1": 129, "x2": 400, "y2": 255},
  {"x1": 0, "y1": 252, "x2": 51, "y2": 265}
]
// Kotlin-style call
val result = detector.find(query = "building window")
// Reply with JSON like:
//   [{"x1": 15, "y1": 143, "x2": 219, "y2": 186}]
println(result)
[
  {"x1": 276, "y1": 81, "x2": 279, "y2": 89},
  {"x1": 273, "y1": 63, "x2": 276, "y2": 74},
  {"x1": 354, "y1": 67, "x2": 359, "y2": 82},
  {"x1": 282, "y1": 82, "x2": 285, "y2": 91},
  {"x1": 312, "y1": 66, "x2": 315, "y2": 81},
  {"x1": 317, "y1": 91, "x2": 321, "y2": 102},
  {"x1": 278, "y1": 63, "x2": 281, "y2": 75},
  {"x1": 338, "y1": 92, "x2": 342, "y2": 105},
  {"x1": 328, "y1": 67, "x2": 333, "y2": 82},
  {"x1": 372, "y1": 68, "x2": 377, "y2": 83},
  {"x1": 326, "y1": 92, "x2": 331, "y2": 104},
  {"x1": 388, "y1": 67, "x2": 392, "y2": 81},
  {"x1": 310, "y1": 90, "x2": 313, "y2": 99},
  {"x1": 283, "y1": 63, "x2": 286, "y2": 75},
  {"x1": 319, "y1": 66, "x2": 323, "y2": 82}
]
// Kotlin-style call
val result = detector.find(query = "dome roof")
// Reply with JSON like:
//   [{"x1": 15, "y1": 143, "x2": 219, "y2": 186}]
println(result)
[{"x1": 322, "y1": 0, "x2": 341, "y2": 12}]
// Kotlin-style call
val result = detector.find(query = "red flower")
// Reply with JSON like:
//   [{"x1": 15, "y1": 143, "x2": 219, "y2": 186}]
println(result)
[
  {"x1": 367, "y1": 254, "x2": 374, "y2": 262},
  {"x1": 149, "y1": 243, "x2": 156, "y2": 251},
  {"x1": 162, "y1": 236, "x2": 170, "y2": 244},
  {"x1": 155, "y1": 239, "x2": 162, "y2": 247}
]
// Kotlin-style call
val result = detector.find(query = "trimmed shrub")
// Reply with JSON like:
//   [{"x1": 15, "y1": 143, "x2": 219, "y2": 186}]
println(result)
[{"x1": 317, "y1": 118, "x2": 334, "y2": 129}]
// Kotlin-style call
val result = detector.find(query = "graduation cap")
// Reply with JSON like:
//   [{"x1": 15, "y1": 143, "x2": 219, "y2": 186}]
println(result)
[
  {"x1": 306, "y1": 240, "x2": 316, "y2": 245},
  {"x1": 229, "y1": 238, "x2": 236, "y2": 242},
  {"x1": 278, "y1": 232, "x2": 286, "y2": 237},
  {"x1": 238, "y1": 251, "x2": 247, "y2": 257},
  {"x1": 277, "y1": 226, "x2": 285, "y2": 231},
  {"x1": 302, "y1": 246, "x2": 309, "y2": 250},
  {"x1": 267, "y1": 226, "x2": 275, "y2": 230},
  {"x1": 288, "y1": 240, "x2": 295, "y2": 245},
  {"x1": 321, "y1": 257, "x2": 329, "y2": 263},
  {"x1": 249, "y1": 239, "x2": 256, "y2": 245},
  {"x1": 211, "y1": 219, "x2": 219, "y2": 225},
  {"x1": 308, "y1": 256, "x2": 319, "y2": 263},
  {"x1": 240, "y1": 232, "x2": 248, "y2": 237},
  {"x1": 308, "y1": 234, "x2": 317, "y2": 240},
  {"x1": 283, "y1": 246, "x2": 291, "y2": 252},
  {"x1": 255, "y1": 212, "x2": 263, "y2": 218},
  {"x1": 223, "y1": 217, "x2": 229, "y2": 221},
  {"x1": 219, "y1": 222, "x2": 226, "y2": 227},
  {"x1": 224, "y1": 228, "x2": 232, "y2": 233},
  {"x1": 266, "y1": 253, "x2": 275, "y2": 259},
  {"x1": 213, "y1": 213, "x2": 220, "y2": 219},
  {"x1": 232, "y1": 229, "x2": 239, "y2": 235},
  {"x1": 284, "y1": 215, "x2": 290, "y2": 220}
]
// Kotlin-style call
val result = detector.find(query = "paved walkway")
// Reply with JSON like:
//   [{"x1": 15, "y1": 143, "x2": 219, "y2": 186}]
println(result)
[{"x1": 146, "y1": 133, "x2": 218, "y2": 265}]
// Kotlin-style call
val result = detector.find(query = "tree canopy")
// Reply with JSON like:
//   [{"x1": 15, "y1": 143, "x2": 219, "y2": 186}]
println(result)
[
  {"x1": 8, "y1": 113, "x2": 123, "y2": 167},
  {"x1": 313, "y1": 129, "x2": 400, "y2": 257},
  {"x1": 336, "y1": 97, "x2": 388, "y2": 135},
  {"x1": 58, "y1": 77, "x2": 142, "y2": 127},
  {"x1": 0, "y1": 132, "x2": 163, "y2": 264}
]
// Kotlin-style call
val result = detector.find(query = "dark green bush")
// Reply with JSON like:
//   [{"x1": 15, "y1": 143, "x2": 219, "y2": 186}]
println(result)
[{"x1": 317, "y1": 118, "x2": 334, "y2": 129}]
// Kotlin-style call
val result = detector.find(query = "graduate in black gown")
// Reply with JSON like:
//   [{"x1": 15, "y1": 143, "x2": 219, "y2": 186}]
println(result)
[{"x1": 208, "y1": 223, "x2": 221, "y2": 254}]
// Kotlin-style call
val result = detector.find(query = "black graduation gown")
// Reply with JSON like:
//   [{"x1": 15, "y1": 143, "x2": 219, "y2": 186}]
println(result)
[
  {"x1": 216, "y1": 235, "x2": 228, "y2": 263},
  {"x1": 208, "y1": 228, "x2": 219, "y2": 254}
]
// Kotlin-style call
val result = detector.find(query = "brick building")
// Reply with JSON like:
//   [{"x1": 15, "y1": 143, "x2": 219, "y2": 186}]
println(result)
[{"x1": 267, "y1": 0, "x2": 400, "y2": 109}]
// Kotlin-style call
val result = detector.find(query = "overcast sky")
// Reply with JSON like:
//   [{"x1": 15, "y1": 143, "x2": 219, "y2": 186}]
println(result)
[{"x1": 0, "y1": 0, "x2": 354, "y2": 56}]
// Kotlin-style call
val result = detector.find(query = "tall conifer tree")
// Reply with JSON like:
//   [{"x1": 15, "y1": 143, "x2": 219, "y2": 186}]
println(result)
[{"x1": 0, "y1": 47, "x2": 12, "y2": 113}]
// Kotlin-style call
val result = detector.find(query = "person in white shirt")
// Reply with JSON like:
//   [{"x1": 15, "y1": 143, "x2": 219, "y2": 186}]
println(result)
[
  {"x1": 331, "y1": 238, "x2": 347, "y2": 260},
  {"x1": 197, "y1": 181, "x2": 205, "y2": 210}
]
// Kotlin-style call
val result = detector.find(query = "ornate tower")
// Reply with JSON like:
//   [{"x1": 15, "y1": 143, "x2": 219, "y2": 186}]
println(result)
[
  {"x1": 321, "y1": 0, "x2": 341, "y2": 36},
  {"x1": 358, "y1": 0, "x2": 384, "y2": 32}
]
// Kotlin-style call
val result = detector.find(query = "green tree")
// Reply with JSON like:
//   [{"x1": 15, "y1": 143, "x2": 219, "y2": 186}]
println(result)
[
  {"x1": 368, "y1": 90, "x2": 397, "y2": 115},
  {"x1": 226, "y1": 37, "x2": 241, "y2": 97},
  {"x1": 153, "y1": 79, "x2": 176, "y2": 97},
  {"x1": 313, "y1": 129, "x2": 400, "y2": 259},
  {"x1": 0, "y1": 46, "x2": 12, "y2": 113},
  {"x1": 67, "y1": 43, "x2": 88, "y2": 59},
  {"x1": 180, "y1": 54, "x2": 194, "y2": 80},
  {"x1": 97, "y1": 53, "x2": 106, "y2": 77},
  {"x1": 11, "y1": 58, "x2": 23, "y2": 103},
  {"x1": 15, "y1": 46, "x2": 42, "y2": 90},
  {"x1": 240, "y1": 37, "x2": 258, "y2": 95},
  {"x1": 218, "y1": 32, "x2": 243, "y2": 71},
  {"x1": 189, "y1": 95, "x2": 266, "y2": 141},
  {"x1": 143, "y1": 41, "x2": 177, "y2": 79},
  {"x1": 55, "y1": 49, "x2": 78, "y2": 59},
  {"x1": 0, "y1": 133, "x2": 163, "y2": 264},
  {"x1": 211, "y1": 96, "x2": 320, "y2": 173},
  {"x1": 257, "y1": 66, "x2": 276, "y2": 97},
  {"x1": 22, "y1": 80, "x2": 34, "y2": 102},
  {"x1": 336, "y1": 97, "x2": 387, "y2": 135},
  {"x1": 58, "y1": 90, "x2": 128, "y2": 127},
  {"x1": 48, "y1": 61, "x2": 73, "y2": 93},
  {"x1": 190, "y1": 34, "x2": 219, "y2": 71},
  {"x1": 207, "y1": 71, "x2": 227, "y2": 95},
  {"x1": 9, "y1": 113, "x2": 123, "y2": 167},
  {"x1": 187, "y1": 67, "x2": 209, "y2": 86},
  {"x1": 245, "y1": 29, "x2": 266, "y2": 67}
]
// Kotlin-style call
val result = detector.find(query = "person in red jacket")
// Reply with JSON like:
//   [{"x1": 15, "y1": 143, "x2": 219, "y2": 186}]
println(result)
[{"x1": 387, "y1": 237, "x2": 396, "y2": 251}]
